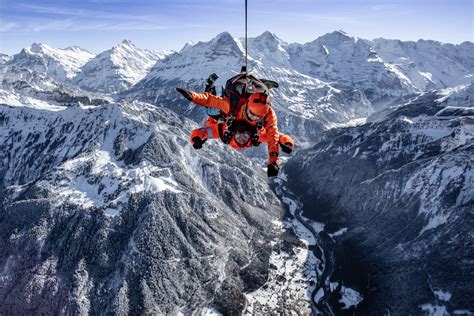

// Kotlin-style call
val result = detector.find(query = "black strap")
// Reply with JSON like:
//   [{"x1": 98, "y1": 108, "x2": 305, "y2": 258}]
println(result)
[{"x1": 218, "y1": 123, "x2": 231, "y2": 144}]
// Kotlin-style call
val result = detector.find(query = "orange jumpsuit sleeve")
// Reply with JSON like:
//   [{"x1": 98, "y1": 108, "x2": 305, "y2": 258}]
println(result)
[
  {"x1": 264, "y1": 108, "x2": 280, "y2": 164},
  {"x1": 190, "y1": 91, "x2": 230, "y2": 114}
]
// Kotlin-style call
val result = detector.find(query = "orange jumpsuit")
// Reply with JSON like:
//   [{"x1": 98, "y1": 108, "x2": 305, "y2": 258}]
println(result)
[{"x1": 189, "y1": 92, "x2": 294, "y2": 165}]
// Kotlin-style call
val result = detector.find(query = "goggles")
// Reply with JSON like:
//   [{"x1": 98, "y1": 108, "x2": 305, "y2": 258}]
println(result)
[
  {"x1": 234, "y1": 131, "x2": 251, "y2": 146},
  {"x1": 252, "y1": 93, "x2": 268, "y2": 104},
  {"x1": 245, "y1": 106, "x2": 263, "y2": 122}
]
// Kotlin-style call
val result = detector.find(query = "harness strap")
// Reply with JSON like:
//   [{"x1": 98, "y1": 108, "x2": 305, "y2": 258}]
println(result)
[{"x1": 218, "y1": 123, "x2": 231, "y2": 144}]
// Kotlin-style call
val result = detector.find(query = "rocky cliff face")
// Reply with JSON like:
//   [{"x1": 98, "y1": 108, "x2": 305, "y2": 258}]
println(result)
[
  {"x1": 0, "y1": 98, "x2": 284, "y2": 314},
  {"x1": 284, "y1": 85, "x2": 474, "y2": 314}
]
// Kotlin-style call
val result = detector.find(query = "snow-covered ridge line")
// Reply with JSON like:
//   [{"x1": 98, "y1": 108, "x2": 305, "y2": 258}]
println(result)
[
  {"x1": 6, "y1": 42, "x2": 95, "y2": 81},
  {"x1": 6, "y1": 30, "x2": 472, "y2": 99}
]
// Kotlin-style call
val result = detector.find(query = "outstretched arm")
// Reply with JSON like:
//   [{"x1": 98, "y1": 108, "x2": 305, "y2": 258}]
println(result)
[{"x1": 176, "y1": 88, "x2": 230, "y2": 113}]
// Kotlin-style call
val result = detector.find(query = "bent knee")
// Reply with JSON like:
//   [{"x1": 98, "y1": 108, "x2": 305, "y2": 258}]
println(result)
[
  {"x1": 279, "y1": 134, "x2": 295, "y2": 153},
  {"x1": 190, "y1": 128, "x2": 207, "y2": 143}
]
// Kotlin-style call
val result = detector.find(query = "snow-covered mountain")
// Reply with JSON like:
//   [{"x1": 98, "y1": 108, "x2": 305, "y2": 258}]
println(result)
[
  {"x1": 73, "y1": 40, "x2": 172, "y2": 94},
  {"x1": 0, "y1": 65, "x2": 109, "y2": 107},
  {"x1": 371, "y1": 38, "x2": 474, "y2": 91},
  {"x1": 0, "y1": 93, "x2": 292, "y2": 314},
  {"x1": 125, "y1": 31, "x2": 473, "y2": 143},
  {"x1": 0, "y1": 31, "x2": 473, "y2": 314},
  {"x1": 5, "y1": 43, "x2": 95, "y2": 82},
  {"x1": 126, "y1": 32, "x2": 245, "y2": 119},
  {"x1": 284, "y1": 84, "x2": 474, "y2": 314},
  {"x1": 126, "y1": 31, "x2": 374, "y2": 143},
  {"x1": 288, "y1": 30, "x2": 416, "y2": 105}
]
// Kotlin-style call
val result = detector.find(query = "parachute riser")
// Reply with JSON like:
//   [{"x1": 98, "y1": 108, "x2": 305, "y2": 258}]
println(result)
[{"x1": 244, "y1": 0, "x2": 248, "y2": 75}]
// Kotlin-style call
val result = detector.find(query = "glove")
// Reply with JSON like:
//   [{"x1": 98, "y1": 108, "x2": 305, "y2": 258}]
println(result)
[
  {"x1": 176, "y1": 88, "x2": 193, "y2": 101},
  {"x1": 267, "y1": 163, "x2": 280, "y2": 177},
  {"x1": 280, "y1": 142, "x2": 293, "y2": 154},
  {"x1": 205, "y1": 73, "x2": 219, "y2": 85},
  {"x1": 209, "y1": 73, "x2": 219, "y2": 82},
  {"x1": 192, "y1": 137, "x2": 205, "y2": 149}
]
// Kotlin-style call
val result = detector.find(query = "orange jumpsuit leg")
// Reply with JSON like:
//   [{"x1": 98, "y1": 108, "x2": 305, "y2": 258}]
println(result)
[
  {"x1": 258, "y1": 131, "x2": 295, "y2": 154},
  {"x1": 190, "y1": 118, "x2": 222, "y2": 146},
  {"x1": 279, "y1": 134, "x2": 295, "y2": 153}
]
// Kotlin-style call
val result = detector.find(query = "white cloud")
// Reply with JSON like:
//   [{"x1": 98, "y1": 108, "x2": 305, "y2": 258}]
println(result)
[
  {"x1": 6, "y1": 18, "x2": 208, "y2": 33},
  {"x1": 12, "y1": 3, "x2": 160, "y2": 22},
  {"x1": 0, "y1": 22, "x2": 18, "y2": 32}
]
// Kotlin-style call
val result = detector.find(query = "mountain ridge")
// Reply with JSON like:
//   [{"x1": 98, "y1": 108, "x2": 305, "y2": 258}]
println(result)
[{"x1": 0, "y1": 30, "x2": 472, "y2": 314}]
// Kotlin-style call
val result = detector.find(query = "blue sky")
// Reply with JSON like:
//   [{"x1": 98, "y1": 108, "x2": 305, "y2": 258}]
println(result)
[{"x1": 0, "y1": 0, "x2": 473, "y2": 54}]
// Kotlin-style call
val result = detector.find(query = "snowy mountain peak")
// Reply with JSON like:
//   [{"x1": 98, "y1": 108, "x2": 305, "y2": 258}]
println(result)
[
  {"x1": 209, "y1": 31, "x2": 241, "y2": 50},
  {"x1": 247, "y1": 31, "x2": 290, "y2": 67},
  {"x1": 110, "y1": 39, "x2": 138, "y2": 53},
  {"x1": 253, "y1": 31, "x2": 286, "y2": 47},
  {"x1": 64, "y1": 46, "x2": 92, "y2": 54},
  {"x1": 73, "y1": 40, "x2": 167, "y2": 93},
  {"x1": 257, "y1": 31, "x2": 279, "y2": 41},
  {"x1": 212, "y1": 31, "x2": 233, "y2": 41},
  {"x1": 29, "y1": 42, "x2": 50, "y2": 53},
  {"x1": 121, "y1": 39, "x2": 134, "y2": 45},
  {"x1": 371, "y1": 37, "x2": 474, "y2": 91},
  {"x1": 180, "y1": 41, "x2": 195, "y2": 53},
  {"x1": 115, "y1": 39, "x2": 137, "y2": 51},
  {"x1": 316, "y1": 30, "x2": 354, "y2": 45},
  {"x1": 136, "y1": 31, "x2": 244, "y2": 85},
  {"x1": 6, "y1": 42, "x2": 95, "y2": 81}
]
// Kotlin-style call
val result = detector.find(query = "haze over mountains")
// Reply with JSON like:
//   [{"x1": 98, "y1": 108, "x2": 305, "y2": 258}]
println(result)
[{"x1": 0, "y1": 31, "x2": 473, "y2": 314}]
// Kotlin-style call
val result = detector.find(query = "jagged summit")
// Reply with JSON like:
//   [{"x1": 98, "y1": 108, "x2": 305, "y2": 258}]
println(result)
[
  {"x1": 252, "y1": 31, "x2": 286, "y2": 47},
  {"x1": 6, "y1": 42, "x2": 95, "y2": 81},
  {"x1": 136, "y1": 31, "x2": 244, "y2": 87},
  {"x1": 314, "y1": 30, "x2": 355, "y2": 45},
  {"x1": 120, "y1": 39, "x2": 134, "y2": 46},
  {"x1": 180, "y1": 41, "x2": 195, "y2": 53},
  {"x1": 247, "y1": 31, "x2": 291, "y2": 68},
  {"x1": 211, "y1": 31, "x2": 235, "y2": 42},
  {"x1": 371, "y1": 37, "x2": 474, "y2": 90},
  {"x1": 256, "y1": 31, "x2": 280, "y2": 41},
  {"x1": 64, "y1": 45, "x2": 92, "y2": 54},
  {"x1": 72, "y1": 39, "x2": 170, "y2": 93},
  {"x1": 29, "y1": 42, "x2": 49, "y2": 53},
  {"x1": 111, "y1": 39, "x2": 151, "y2": 53},
  {"x1": 110, "y1": 39, "x2": 139, "y2": 53},
  {"x1": 208, "y1": 31, "x2": 243, "y2": 53}
]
